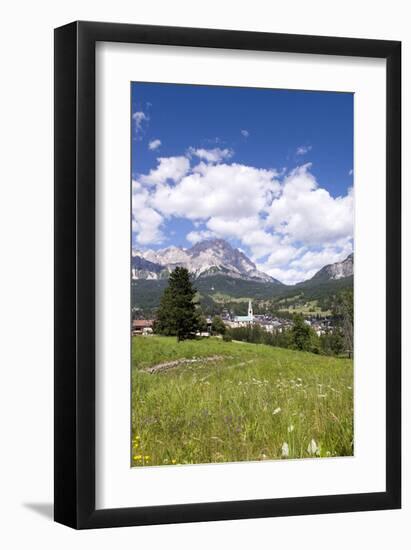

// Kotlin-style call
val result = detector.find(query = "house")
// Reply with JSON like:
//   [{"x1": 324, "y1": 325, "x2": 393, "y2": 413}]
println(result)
[{"x1": 132, "y1": 319, "x2": 154, "y2": 335}]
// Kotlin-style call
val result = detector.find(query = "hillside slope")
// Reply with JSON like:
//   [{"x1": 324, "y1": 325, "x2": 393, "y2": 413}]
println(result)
[{"x1": 132, "y1": 336, "x2": 353, "y2": 466}]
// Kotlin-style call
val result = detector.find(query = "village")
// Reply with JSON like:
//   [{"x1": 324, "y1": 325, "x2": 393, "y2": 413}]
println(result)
[{"x1": 132, "y1": 299, "x2": 335, "y2": 338}]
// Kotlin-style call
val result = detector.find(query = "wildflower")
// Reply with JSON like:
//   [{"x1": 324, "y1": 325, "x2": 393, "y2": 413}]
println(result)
[
  {"x1": 171, "y1": 459, "x2": 177, "y2": 464},
  {"x1": 307, "y1": 439, "x2": 319, "y2": 456},
  {"x1": 144, "y1": 455, "x2": 150, "y2": 461},
  {"x1": 288, "y1": 424, "x2": 294, "y2": 433},
  {"x1": 272, "y1": 407, "x2": 281, "y2": 415},
  {"x1": 281, "y1": 442, "x2": 289, "y2": 458}
]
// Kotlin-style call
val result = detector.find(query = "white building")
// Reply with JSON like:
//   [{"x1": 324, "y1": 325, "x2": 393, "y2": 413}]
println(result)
[{"x1": 230, "y1": 300, "x2": 254, "y2": 327}]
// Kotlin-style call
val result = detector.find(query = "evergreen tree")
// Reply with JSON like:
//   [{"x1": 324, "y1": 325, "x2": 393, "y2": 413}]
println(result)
[
  {"x1": 291, "y1": 314, "x2": 313, "y2": 351},
  {"x1": 331, "y1": 289, "x2": 354, "y2": 356},
  {"x1": 155, "y1": 267, "x2": 199, "y2": 341},
  {"x1": 196, "y1": 311, "x2": 208, "y2": 333},
  {"x1": 329, "y1": 329, "x2": 345, "y2": 356}
]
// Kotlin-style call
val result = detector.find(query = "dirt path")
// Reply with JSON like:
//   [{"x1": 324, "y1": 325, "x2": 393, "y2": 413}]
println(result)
[{"x1": 142, "y1": 355, "x2": 229, "y2": 374}]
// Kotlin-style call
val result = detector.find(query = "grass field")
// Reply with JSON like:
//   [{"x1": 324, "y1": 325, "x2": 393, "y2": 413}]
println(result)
[
  {"x1": 277, "y1": 299, "x2": 331, "y2": 317},
  {"x1": 210, "y1": 292, "x2": 251, "y2": 303},
  {"x1": 131, "y1": 336, "x2": 353, "y2": 467}
]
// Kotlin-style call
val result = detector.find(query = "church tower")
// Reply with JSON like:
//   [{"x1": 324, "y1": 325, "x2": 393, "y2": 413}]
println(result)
[{"x1": 248, "y1": 300, "x2": 253, "y2": 319}]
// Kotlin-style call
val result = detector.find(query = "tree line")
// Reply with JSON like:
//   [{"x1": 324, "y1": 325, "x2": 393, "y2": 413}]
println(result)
[
  {"x1": 153, "y1": 266, "x2": 353, "y2": 356},
  {"x1": 226, "y1": 290, "x2": 353, "y2": 357}
]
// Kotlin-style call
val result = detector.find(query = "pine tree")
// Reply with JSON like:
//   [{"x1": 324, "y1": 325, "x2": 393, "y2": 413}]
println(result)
[
  {"x1": 331, "y1": 289, "x2": 354, "y2": 356},
  {"x1": 291, "y1": 314, "x2": 313, "y2": 351},
  {"x1": 155, "y1": 267, "x2": 199, "y2": 341},
  {"x1": 196, "y1": 311, "x2": 208, "y2": 333}
]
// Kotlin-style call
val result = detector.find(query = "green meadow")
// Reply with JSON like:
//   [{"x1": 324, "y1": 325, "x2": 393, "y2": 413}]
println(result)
[{"x1": 131, "y1": 336, "x2": 353, "y2": 467}]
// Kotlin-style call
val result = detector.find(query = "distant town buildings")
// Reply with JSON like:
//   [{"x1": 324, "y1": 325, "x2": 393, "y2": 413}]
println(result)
[
  {"x1": 132, "y1": 319, "x2": 154, "y2": 335},
  {"x1": 132, "y1": 300, "x2": 335, "y2": 337},
  {"x1": 222, "y1": 300, "x2": 333, "y2": 335}
]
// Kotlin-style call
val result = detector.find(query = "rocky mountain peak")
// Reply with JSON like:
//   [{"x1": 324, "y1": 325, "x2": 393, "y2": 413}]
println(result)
[
  {"x1": 132, "y1": 238, "x2": 278, "y2": 283},
  {"x1": 310, "y1": 253, "x2": 354, "y2": 282}
]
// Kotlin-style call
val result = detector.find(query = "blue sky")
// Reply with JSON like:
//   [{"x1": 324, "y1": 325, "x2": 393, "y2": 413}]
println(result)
[{"x1": 131, "y1": 82, "x2": 353, "y2": 284}]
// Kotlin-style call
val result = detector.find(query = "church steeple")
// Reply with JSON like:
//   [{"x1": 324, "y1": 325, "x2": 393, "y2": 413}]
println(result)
[{"x1": 248, "y1": 300, "x2": 253, "y2": 318}]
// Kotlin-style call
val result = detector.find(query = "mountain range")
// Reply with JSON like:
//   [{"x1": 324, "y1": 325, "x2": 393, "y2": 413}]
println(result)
[
  {"x1": 132, "y1": 239, "x2": 279, "y2": 283},
  {"x1": 132, "y1": 238, "x2": 353, "y2": 286}
]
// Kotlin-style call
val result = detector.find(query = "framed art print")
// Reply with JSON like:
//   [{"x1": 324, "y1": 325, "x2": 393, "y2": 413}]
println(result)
[{"x1": 54, "y1": 21, "x2": 401, "y2": 528}]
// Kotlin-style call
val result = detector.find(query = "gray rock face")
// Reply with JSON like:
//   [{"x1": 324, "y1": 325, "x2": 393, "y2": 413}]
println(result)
[
  {"x1": 310, "y1": 253, "x2": 354, "y2": 282},
  {"x1": 132, "y1": 239, "x2": 279, "y2": 283}
]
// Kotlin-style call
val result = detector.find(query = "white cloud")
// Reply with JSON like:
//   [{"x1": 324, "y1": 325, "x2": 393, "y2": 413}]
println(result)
[
  {"x1": 241, "y1": 230, "x2": 282, "y2": 259},
  {"x1": 188, "y1": 147, "x2": 233, "y2": 163},
  {"x1": 205, "y1": 137, "x2": 223, "y2": 145},
  {"x1": 260, "y1": 265, "x2": 317, "y2": 286},
  {"x1": 140, "y1": 156, "x2": 190, "y2": 186},
  {"x1": 132, "y1": 111, "x2": 149, "y2": 131},
  {"x1": 132, "y1": 157, "x2": 353, "y2": 285},
  {"x1": 296, "y1": 145, "x2": 312, "y2": 155},
  {"x1": 148, "y1": 139, "x2": 161, "y2": 151},
  {"x1": 186, "y1": 230, "x2": 215, "y2": 244},
  {"x1": 241, "y1": 129, "x2": 249, "y2": 138},
  {"x1": 257, "y1": 239, "x2": 352, "y2": 284},
  {"x1": 266, "y1": 164, "x2": 353, "y2": 246},
  {"x1": 290, "y1": 241, "x2": 352, "y2": 272},
  {"x1": 151, "y1": 162, "x2": 279, "y2": 221},
  {"x1": 131, "y1": 180, "x2": 164, "y2": 245},
  {"x1": 266, "y1": 244, "x2": 302, "y2": 266},
  {"x1": 207, "y1": 216, "x2": 260, "y2": 241}
]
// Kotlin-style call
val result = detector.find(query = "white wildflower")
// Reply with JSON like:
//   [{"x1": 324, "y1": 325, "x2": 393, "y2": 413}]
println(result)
[
  {"x1": 307, "y1": 439, "x2": 319, "y2": 456},
  {"x1": 288, "y1": 424, "x2": 294, "y2": 433},
  {"x1": 281, "y1": 442, "x2": 289, "y2": 458},
  {"x1": 272, "y1": 407, "x2": 281, "y2": 415}
]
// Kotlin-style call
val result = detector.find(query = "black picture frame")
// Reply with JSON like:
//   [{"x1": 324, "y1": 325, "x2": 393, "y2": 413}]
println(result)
[{"x1": 54, "y1": 21, "x2": 401, "y2": 529}]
